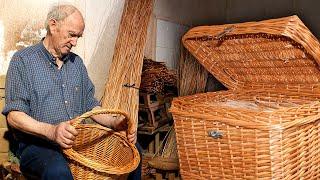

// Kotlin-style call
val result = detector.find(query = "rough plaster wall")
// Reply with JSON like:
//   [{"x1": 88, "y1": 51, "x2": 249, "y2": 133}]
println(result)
[
  {"x1": 0, "y1": 0, "x2": 124, "y2": 100},
  {"x1": 0, "y1": 0, "x2": 55, "y2": 75}
]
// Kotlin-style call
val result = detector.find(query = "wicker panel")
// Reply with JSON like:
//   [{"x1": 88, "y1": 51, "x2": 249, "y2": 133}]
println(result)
[
  {"x1": 171, "y1": 88, "x2": 320, "y2": 179},
  {"x1": 172, "y1": 15, "x2": 320, "y2": 179},
  {"x1": 182, "y1": 15, "x2": 320, "y2": 90},
  {"x1": 63, "y1": 109, "x2": 140, "y2": 180}
]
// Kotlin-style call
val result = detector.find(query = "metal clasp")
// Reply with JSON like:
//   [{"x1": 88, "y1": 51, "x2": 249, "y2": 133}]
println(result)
[
  {"x1": 208, "y1": 130, "x2": 223, "y2": 139},
  {"x1": 214, "y1": 25, "x2": 235, "y2": 39}
]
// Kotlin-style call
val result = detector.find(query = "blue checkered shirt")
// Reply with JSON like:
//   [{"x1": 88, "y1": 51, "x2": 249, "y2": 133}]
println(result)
[{"x1": 2, "y1": 41, "x2": 100, "y2": 125}]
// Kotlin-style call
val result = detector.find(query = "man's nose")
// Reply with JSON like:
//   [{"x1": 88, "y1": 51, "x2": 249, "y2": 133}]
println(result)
[{"x1": 70, "y1": 37, "x2": 78, "y2": 47}]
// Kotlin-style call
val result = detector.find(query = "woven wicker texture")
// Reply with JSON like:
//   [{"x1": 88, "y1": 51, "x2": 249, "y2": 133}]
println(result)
[
  {"x1": 171, "y1": 89, "x2": 320, "y2": 179},
  {"x1": 178, "y1": 46, "x2": 208, "y2": 96},
  {"x1": 63, "y1": 109, "x2": 140, "y2": 180},
  {"x1": 171, "y1": 15, "x2": 320, "y2": 179},
  {"x1": 101, "y1": 0, "x2": 154, "y2": 134},
  {"x1": 182, "y1": 15, "x2": 320, "y2": 90}
]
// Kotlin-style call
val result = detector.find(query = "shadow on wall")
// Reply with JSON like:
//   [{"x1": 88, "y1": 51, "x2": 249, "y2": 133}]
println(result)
[{"x1": 86, "y1": 2, "x2": 125, "y2": 100}]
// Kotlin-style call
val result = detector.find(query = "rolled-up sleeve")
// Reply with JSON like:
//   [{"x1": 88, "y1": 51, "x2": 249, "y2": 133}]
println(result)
[{"x1": 2, "y1": 55, "x2": 31, "y2": 116}]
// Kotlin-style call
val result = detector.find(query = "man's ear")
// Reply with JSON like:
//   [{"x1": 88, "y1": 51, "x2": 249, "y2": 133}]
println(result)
[{"x1": 48, "y1": 19, "x2": 59, "y2": 34}]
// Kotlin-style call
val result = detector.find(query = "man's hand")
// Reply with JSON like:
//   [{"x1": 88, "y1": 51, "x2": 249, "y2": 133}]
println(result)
[
  {"x1": 127, "y1": 130, "x2": 137, "y2": 144},
  {"x1": 90, "y1": 109, "x2": 137, "y2": 144},
  {"x1": 119, "y1": 130, "x2": 137, "y2": 144},
  {"x1": 105, "y1": 114, "x2": 137, "y2": 144},
  {"x1": 49, "y1": 120, "x2": 78, "y2": 149}
]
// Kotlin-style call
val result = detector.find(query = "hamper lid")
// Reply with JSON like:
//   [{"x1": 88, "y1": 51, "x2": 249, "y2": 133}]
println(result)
[{"x1": 182, "y1": 15, "x2": 320, "y2": 90}]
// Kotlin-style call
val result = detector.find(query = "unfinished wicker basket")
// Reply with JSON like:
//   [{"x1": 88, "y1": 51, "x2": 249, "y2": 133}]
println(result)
[
  {"x1": 171, "y1": 15, "x2": 320, "y2": 179},
  {"x1": 63, "y1": 109, "x2": 140, "y2": 180}
]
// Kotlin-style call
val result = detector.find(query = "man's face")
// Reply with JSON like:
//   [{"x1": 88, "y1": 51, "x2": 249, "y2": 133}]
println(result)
[{"x1": 50, "y1": 11, "x2": 85, "y2": 57}]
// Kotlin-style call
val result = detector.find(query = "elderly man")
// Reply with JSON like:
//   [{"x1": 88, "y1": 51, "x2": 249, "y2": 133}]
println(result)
[{"x1": 2, "y1": 4, "x2": 141, "y2": 180}]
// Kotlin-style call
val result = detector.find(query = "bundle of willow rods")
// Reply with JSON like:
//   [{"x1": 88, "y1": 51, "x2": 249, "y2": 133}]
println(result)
[
  {"x1": 140, "y1": 58, "x2": 177, "y2": 94},
  {"x1": 178, "y1": 45, "x2": 208, "y2": 96},
  {"x1": 101, "y1": 0, "x2": 154, "y2": 134}
]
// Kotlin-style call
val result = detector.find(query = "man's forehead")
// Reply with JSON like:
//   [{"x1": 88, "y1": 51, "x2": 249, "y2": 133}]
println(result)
[
  {"x1": 64, "y1": 11, "x2": 84, "y2": 24},
  {"x1": 60, "y1": 12, "x2": 85, "y2": 31}
]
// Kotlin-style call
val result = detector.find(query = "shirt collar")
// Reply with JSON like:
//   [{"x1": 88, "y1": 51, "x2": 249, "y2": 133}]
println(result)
[{"x1": 40, "y1": 40, "x2": 71, "y2": 65}]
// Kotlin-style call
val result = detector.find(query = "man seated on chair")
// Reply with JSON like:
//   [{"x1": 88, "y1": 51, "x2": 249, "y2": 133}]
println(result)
[{"x1": 2, "y1": 4, "x2": 141, "y2": 180}]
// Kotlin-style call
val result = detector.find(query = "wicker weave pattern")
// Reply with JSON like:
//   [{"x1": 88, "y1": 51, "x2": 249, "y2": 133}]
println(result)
[
  {"x1": 63, "y1": 109, "x2": 140, "y2": 180},
  {"x1": 171, "y1": 89, "x2": 320, "y2": 179},
  {"x1": 182, "y1": 15, "x2": 320, "y2": 90},
  {"x1": 171, "y1": 16, "x2": 320, "y2": 179}
]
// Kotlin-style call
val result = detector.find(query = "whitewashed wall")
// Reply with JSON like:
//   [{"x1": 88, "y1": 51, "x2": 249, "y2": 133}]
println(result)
[
  {"x1": 82, "y1": 0, "x2": 125, "y2": 100},
  {"x1": 155, "y1": 19, "x2": 188, "y2": 69},
  {"x1": 0, "y1": 0, "x2": 124, "y2": 99}
]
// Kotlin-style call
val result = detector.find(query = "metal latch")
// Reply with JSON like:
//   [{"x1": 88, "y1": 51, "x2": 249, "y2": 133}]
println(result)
[
  {"x1": 214, "y1": 25, "x2": 235, "y2": 39},
  {"x1": 208, "y1": 130, "x2": 223, "y2": 139}
]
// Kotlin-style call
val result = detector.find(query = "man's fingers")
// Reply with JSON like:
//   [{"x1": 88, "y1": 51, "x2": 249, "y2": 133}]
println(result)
[
  {"x1": 127, "y1": 131, "x2": 137, "y2": 144},
  {"x1": 62, "y1": 136, "x2": 74, "y2": 145},
  {"x1": 127, "y1": 132, "x2": 135, "y2": 139},
  {"x1": 63, "y1": 131, "x2": 76, "y2": 141},
  {"x1": 54, "y1": 122, "x2": 77, "y2": 148},
  {"x1": 128, "y1": 135, "x2": 136, "y2": 144},
  {"x1": 60, "y1": 141, "x2": 72, "y2": 149},
  {"x1": 65, "y1": 124, "x2": 78, "y2": 136}
]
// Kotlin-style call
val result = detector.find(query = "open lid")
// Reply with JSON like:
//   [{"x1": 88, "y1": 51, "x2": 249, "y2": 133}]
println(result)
[{"x1": 182, "y1": 15, "x2": 320, "y2": 90}]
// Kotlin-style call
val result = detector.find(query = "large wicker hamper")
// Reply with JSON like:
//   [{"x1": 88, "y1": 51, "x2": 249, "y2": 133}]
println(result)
[{"x1": 170, "y1": 15, "x2": 320, "y2": 179}]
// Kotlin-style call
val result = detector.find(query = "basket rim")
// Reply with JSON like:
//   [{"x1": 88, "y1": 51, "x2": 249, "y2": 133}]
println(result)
[
  {"x1": 63, "y1": 108, "x2": 141, "y2": 175},
  {"x1": 170, "y1": 88, "x2": 320, "y2": 130}
]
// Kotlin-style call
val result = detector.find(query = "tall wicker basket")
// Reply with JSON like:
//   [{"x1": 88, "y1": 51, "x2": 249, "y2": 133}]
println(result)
[
  {"x1": 170, "y1": 15, "x2": 320, "y2": 179},
  {"x1": 63, "y1": 109, "x2": 140, "y2": 180}
]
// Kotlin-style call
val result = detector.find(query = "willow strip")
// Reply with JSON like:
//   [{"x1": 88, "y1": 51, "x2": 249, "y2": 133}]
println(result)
[
  {"x1": 140, "y1": 59, "x2": 177, "y2": 94},
  {"x1": 178, "y1": 45, "x2": 208, "y2": 96},
  {"x1": 101, "y1": 0, "x2": 154, "y2": 134}
]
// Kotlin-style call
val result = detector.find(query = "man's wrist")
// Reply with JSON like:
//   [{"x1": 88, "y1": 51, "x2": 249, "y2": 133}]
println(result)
[{"x1": 43, "y1": 123, "x2": 56, "y2": 141}]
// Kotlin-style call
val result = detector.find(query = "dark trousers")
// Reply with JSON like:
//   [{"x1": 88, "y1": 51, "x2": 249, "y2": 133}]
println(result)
[{"x1": 17, "y1": 142, "x2": 142, "y2": 180}]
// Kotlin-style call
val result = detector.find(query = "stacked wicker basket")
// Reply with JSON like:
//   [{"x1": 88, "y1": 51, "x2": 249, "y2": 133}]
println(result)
[{"x1": 170, "y1": 15, "x2": 320, "y2": 179}]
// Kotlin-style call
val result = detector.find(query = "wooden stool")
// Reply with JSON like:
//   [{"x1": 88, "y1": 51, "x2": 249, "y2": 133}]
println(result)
[
  {"x1": 138, "y1": 92, "x2": 173, "y2": 134},
  {"x1": 147, "y1": 127, "x2": 180, "y2": 180},
  {"x1": 139, "y1": 104, "x2": 168, "y2": 131},
  {"x1": 148, "y1": 157, "x2": 179, "y2": 180},
  {"x1": 139, "y1": 93, "x2": 162, "y2": 108}
]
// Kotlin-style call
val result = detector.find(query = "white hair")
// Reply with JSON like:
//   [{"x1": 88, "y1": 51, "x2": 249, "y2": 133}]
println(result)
[{"x1": 45, "y1": 4, "x2": 79, "y2": 33}]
